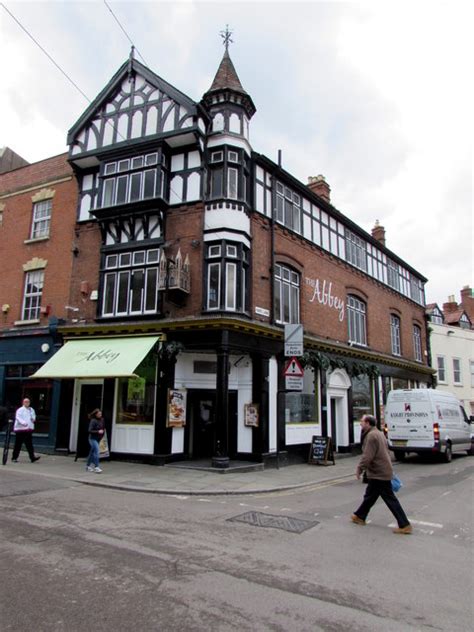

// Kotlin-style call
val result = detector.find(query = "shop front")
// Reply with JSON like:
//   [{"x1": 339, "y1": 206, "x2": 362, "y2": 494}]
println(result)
[{"x1": 32, "y1": 334, "x2": 161, "y2": 458}]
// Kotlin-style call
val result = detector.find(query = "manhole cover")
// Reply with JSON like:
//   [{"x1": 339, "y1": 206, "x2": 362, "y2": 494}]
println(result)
[{"x1": 228, "y1": 511, "x2": 319, "y2": 534}]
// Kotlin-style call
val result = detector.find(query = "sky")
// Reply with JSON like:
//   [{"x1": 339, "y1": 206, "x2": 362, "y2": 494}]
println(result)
[{"x1": 1, "y1": 0, "x2": 472, "y2": 308}]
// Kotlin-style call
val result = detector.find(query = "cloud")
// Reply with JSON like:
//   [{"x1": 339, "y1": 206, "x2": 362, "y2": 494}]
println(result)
[{"x1": 0, "y1": 0, "x2": 471, "y2": 306}]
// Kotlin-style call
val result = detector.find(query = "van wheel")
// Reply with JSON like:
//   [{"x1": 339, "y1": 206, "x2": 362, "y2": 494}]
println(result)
[
  {"x1": 443, "y1": 443, "x2": 452, "y2": 463},
  {"x1": 394, "y1": 450, "x2": 406, "y2": 462}
]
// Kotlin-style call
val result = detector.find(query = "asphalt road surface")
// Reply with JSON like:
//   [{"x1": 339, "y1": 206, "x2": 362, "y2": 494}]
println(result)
[{"x1": 0, "y1": 454, "x2": 472, "y2": 631}]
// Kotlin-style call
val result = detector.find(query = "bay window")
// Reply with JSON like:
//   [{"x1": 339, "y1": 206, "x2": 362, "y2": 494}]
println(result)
[
  {"x1": 205, "y1": 241, "x2": 249, "y2": 312},
  {"x1": 101, "y1": 249, "x2": 162, "y2": 317}
]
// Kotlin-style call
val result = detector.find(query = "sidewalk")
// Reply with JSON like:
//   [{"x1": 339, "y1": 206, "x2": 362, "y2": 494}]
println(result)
[{"x1": 2, "y1": 452, "x2": 358, "y2": 495}]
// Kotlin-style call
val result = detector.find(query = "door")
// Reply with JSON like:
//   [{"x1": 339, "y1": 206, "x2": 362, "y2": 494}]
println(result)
[
  {"x1": 186, "y1": 390, "x2": 238, "y2": 459},
  {"x1": 191, "y1": 393, "x2": 216, "y2": 459},
  {"x1": 71, "y1": 382, "x2": 103, "y2": 458}
]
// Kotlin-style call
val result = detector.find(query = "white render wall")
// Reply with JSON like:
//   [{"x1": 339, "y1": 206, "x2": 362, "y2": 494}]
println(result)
[{"x1": 430, "y1": 323, "x2": 474, "y2": 413}]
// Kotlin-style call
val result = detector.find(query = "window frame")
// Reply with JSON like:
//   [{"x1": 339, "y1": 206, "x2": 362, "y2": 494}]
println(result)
[
  {"x1": 101, "y1": 249, "x2": 161, "y2": 317},
  {"x1": 390, "y1": 314, "x2": 402, "y2": 356},
  {"x1": 413, "y1": 324, "x2": 422, "y2": 362},
  {"x1": 274, "y1": 263, "x2": 300, "y2": 324},
  {"x1": 30, "y1": 199, "x2": 52, "y2": 239},
  {"x1": 452, "y1": 357, "x2": 462, "y2": 385},
  {"x1": 22, "y1": 270, "x2": 44, "y2": 321},
  {"x1": 205, "y1": 241, "x2": 249, "y2": 313},
  {"x1": 436, "y1": 355, "x2": 446, "y2": 383},
  {"x1": 347, "y1": 295, "x2": 367, "y2": 346}
]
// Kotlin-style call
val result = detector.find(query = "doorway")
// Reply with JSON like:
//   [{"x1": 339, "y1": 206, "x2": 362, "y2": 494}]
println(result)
[
  {"x1": 186, "y1": 390, "x2": 238, "y2": 459},
  {"x1": 71, "y1": 381, "x2": 103, "y2": 457}
]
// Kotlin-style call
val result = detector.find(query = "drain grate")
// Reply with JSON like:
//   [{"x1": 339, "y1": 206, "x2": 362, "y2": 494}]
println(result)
[{"x1": 228, "y1": 511, "x2": 319, "y2": 534}]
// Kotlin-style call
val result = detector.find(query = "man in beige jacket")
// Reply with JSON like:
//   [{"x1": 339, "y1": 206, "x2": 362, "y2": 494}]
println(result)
[{"x1": 351, "y1": 414, "x2": 412, "y2": 534}]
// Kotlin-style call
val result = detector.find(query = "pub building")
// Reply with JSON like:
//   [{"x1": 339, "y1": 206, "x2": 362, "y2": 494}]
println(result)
[{"x1": 4, "y1": 38, "x2": 434, "y2": 466}]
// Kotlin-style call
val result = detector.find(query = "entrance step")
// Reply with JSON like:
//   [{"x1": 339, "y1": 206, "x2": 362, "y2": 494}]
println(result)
[{"x1": 164, "y1": 459, "x2": 264, "y2": 474}]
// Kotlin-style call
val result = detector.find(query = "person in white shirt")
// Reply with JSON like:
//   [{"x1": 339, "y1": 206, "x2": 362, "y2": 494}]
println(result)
[{"x1": 12, "y1": 397, "x2": 40, "y2": 463}]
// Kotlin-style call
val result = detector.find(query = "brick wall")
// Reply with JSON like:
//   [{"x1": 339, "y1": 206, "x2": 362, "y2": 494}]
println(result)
[
  {"x1": 0, "y1": 154, "x2": 78, "y2": 328},
  {"x1": 249, "y1": 216, "x2": 428, "y2": 364}
]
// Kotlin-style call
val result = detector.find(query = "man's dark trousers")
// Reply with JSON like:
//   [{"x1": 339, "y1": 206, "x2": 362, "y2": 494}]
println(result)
[
  {"x1": 355, "y1": 479, "x2": 410, "y2": 528},
  {"x1": 12, "y1": 432, "x2": 35, "y2": 461}
]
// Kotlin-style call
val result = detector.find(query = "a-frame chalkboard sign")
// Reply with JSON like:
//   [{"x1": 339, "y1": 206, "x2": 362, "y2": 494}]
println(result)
[{"x1": 308, "y1": 436, "x2": 335, "y2": 466}]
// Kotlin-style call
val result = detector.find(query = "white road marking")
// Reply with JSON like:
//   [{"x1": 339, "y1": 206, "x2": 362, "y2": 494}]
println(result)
[
  {"x1": 441, "y1": 491, "x2": 452, "y2": 496},
  {"x1": 388, "y1": 519, "x2": 443, "y2": 529}
]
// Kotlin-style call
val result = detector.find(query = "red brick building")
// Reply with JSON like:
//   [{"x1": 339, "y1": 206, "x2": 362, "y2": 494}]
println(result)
[
  {"x1": 2, "y1": 45, "x2": 433, "y2": 465},
  {"x1": 0, "y1": 153, "x2": 77, "y2": 445}
]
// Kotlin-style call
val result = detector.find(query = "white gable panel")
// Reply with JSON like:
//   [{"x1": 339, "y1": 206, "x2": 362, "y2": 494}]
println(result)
[
  {"x1": 171, "y1": 154, "x2": 184, "y2": 172},
  {"x1": 162, "y1": 103, "x2": 175, "y2": 132},
  {"x1": 149, "y1": 216, "x2": 161, "y2": 238},
  {"x1": 131, "y1": 110, "x2": 142, "y2": 138},
  {"x1": 186, "y1": 172, "x2": 200, "y2": 201},
  {"x1": 103, "y1": 120, "x2": 114, "y2": 146},
  {"x1": 86, "y1": 126, "x2": 98, "y2": 151},
  {"x1": 149, "y1": 89, "x2": 159, "y2": 101},
  {"x1": 303, "y1": 213, "x2": 311, "y2": 239},
  {"x1": 256, "y1": 183, "x2": 264, "y2": 213},
  {"x1": 229, "y1": 113, "x2": 240, "y2": 133},
  {"x1": 79, "y1": 196, "x2": 92, "y2": 221},
  {"x1": 188, "y1": 151, "x2": 201, "y2": 168},
  {"x1": 135, "y1": 218, "x2": 144, "y2": 240},
  {"x1": 106, "y1": 102, "x2": 116, "y2": 114},
  {"x1": 121, "y1": 77, "x2": 131, "y2": 95},
  {"x1": 145, "y1": 105, "x2": 158, "y2": 136},
  {"x1": 118, "y1": 113, "x2": 128, "y2": 139},
  {"x1": 170, "y1": 175, "x2": 183, "y2": 204}
]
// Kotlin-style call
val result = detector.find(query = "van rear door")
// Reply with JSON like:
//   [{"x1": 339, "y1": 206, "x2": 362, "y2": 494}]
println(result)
[{"x1": 386, "y1": 390, "x2": 434, "y2": 448}]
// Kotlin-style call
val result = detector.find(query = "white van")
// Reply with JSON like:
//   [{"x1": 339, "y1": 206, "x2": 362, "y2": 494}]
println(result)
[{"x1": 385, "y1": 389, "x2": 473, "y2": 462}]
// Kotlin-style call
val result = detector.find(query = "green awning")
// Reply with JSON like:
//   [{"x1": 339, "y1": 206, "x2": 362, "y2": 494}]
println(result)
[{"x1": 32, "y1": 336, "x2": 160, "y2": 379}]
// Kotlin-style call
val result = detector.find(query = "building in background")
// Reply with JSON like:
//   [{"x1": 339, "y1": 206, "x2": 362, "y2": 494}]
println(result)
[
  {"x1": 0, "y1": 153, "x2": 78, "y2": 449},
  {"x1": 426, "y1": 287, "x2": 474, "y2": 414},
  {"x1": 1, "y1": 42, "x2": 434, "y2": 465}
]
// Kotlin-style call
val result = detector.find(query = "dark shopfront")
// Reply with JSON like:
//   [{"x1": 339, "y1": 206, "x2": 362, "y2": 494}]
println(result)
[{"x1": 0, "y1": 324, "x2": 62, "y2": 451}]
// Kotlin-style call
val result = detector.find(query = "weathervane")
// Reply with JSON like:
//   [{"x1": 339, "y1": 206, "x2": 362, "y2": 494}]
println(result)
[{"x1": 220, "y1": 24, "x2": 233, "y2": 51}]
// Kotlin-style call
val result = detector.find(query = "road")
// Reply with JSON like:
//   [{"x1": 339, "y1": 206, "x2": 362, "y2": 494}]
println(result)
[{"x1": 0, "y1": 454, "x2": 472, "y2": 631}]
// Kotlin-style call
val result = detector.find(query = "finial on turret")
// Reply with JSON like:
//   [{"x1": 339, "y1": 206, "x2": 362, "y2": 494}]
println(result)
[{"x1": 220, "y1": 25, "x2": 233, "y2": 52}]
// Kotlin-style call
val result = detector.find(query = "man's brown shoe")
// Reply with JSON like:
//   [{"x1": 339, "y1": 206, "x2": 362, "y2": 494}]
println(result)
[
  {"x1": 393, "y1": 524, "x2": 412, "y2": 534},
  {"x1": 351, "y1": 514, "x2": 366, "y2": 525}
]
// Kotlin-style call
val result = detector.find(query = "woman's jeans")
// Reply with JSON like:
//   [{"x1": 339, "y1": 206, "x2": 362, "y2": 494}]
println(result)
[{"x1": 87, "y1": 437, "x2": 100, "y2": 468}]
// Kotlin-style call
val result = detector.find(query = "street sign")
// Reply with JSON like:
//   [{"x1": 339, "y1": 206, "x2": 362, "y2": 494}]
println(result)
[
  {"x1": 284, "y1": 324, "x2": 303, "y2": 356},
  {"x1": 284, "y1": 356, "x2": 304, "y2": 377},
  {"x1": 285, "y1": 375, "x2": 303, "y2": 391}
]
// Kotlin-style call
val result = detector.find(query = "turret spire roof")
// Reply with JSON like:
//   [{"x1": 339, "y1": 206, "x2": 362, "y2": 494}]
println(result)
[{"x1": 208, "y1": 48, "x2": 248, "y2": 95}]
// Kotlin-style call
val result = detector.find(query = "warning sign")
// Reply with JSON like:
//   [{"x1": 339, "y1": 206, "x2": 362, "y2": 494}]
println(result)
[
  {"x1": 284, "y1": 357, "x2": 304, "y2": 377},
  {"x1": 284, "y1": 357, "x2": 304, "y2": 391}
]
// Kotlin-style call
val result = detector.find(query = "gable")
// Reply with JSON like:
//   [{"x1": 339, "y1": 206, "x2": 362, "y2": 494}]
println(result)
[{"x1": 68, "y1": 59, "x2": 198, "y2": 158}]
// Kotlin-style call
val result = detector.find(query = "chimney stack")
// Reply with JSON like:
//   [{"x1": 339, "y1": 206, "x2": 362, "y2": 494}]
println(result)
[
  {"x1": 307, "y1": 175, "x2": 330, "y2": 203},
  {"x1": 460, "y1": 285, "x2": 474, "y2": 320},
  {"x1": 443, "y1": 295, "x2": 458, "y2": 314},
  {"x1": 371, "y1": 220, "x2": 386, "y2": 247}
]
